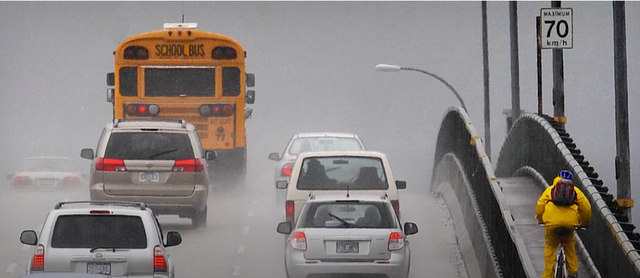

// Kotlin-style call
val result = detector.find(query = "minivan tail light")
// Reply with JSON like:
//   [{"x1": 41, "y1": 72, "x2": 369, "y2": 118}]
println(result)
[
  {"x1": 31, "y1": 244, "x2": 44, "y2": 271},
  {"x1": 95, "y1": 157, "x2": 126, "y2": 172},
  {"x1": 281, "y1": 163, "x2": 294, "y2": 177},
  {"x1": 285, "y1": 201, "x2": 294, "y2": 223},
  {"x1": 388, "y1": 232, "x2": 404, "y2": 251},
  {"x1": 153, "y1": 246, "x2": 167, "y2": 272},
  {"x1": 172, "y1": 159, "x2": 204, "y2": 172},
  {"x1": 291, "y1": 231, "x2": 307, "y2": 251},
  {"x1": 391, "y1": 200, "x2": 401, "y2": 219}
]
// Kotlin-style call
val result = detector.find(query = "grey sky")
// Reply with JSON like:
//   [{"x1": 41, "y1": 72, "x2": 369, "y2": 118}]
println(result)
[{"x1": 1, "y1": 1, "x2": 639, "y2": 222}]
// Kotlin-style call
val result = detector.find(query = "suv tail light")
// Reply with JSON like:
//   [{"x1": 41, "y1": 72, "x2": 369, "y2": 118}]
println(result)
[
  {"x1": 12, "y1": 176, "x2": 33, "y2": 186},
  {"x1": 281, "y1": 163, "x2": 294, "y2": 177},
  {"x1": 31, "y1": 244, "x2": 44, "y2": 271},
  {"x1": 391, "y1": 200, "x2": 401, "y2": 220},
  {"x1": 153, "y1": 246, "x2": 167, "y2": 272},
  {"x1": 291, "y1": 232, "x2": 307, "y2": 251},
  {"x1": 95, "y1": 158, "x2": 127, "y2": 172},
  {"x1": 172, "y1": 159, "x2": 204, "y2": 172},
  {"x1": 285, "y1": 201, "x2": 294, "y2": 223},
  {"x1": 388, "y1": 232, "x2": 404, "y2": 251}
]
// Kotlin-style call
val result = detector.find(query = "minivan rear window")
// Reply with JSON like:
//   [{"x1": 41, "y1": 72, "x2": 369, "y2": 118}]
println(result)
[
  {"x1": 296, "y1": 157, "x2": 388, "y2": 190},
  {"x1": 51, "y1": 215, "x2": 147, "y2": 249},
  {"x1": 104, "y1": 132, "x2": 194, "y2": 160}
]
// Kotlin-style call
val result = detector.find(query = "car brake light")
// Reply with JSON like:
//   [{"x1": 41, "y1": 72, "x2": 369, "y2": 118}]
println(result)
[
  {"x1": 153, "y1": 246, "x2": 167, "y2": 272},
  {"x1": 12, "y1": 176, "x2": 33, "y2": 186},
  {"x1": 291, "y1": 232, "x2": 307, "y2": 251},
  {"x1": 90, "y1": 210, "x2": 111, "y2": 215},
  {"x1": 285, "y1": 201, "x2": 294, "y2": 223},
  {"x1": 391, "y1": 200, "x2": 401, "y2": 220},
  {"x1": 281, "y1": 163, "x2": 294, "y2": 176},
  {"x1": 95, "y1": 157, "x2": 126, "y2": 172},
  {"x1": 388, "y1": 232, "x2": 404, "y2": 251},
  {"x1": 31, "y1": 244, "x2": 44, "y2": 271},
  {"x1": 172, "y1": 159, "x2": 204, "y2": 172}
]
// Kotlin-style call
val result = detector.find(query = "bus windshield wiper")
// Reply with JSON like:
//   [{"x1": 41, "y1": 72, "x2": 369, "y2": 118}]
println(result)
[{"x1": 147, "y1": 148, "x2": 178, "y2": 159}]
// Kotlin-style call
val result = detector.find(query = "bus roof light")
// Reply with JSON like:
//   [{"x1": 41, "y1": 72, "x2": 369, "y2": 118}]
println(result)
[{"x1": 163, "y1": 23, "x2": 198, "y2": 30}]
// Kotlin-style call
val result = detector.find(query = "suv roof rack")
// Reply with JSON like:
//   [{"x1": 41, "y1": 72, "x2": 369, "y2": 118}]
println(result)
[
  {"x1": 54, "y1": 201, "x2": 147, "y2": 210},
  {"x1": 113, "y1": 119, "x2": 187, "y2": 128}
]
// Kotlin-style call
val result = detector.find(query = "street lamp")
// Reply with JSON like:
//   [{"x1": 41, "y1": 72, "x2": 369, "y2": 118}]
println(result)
[{"x1": 375, "y1": 64, "x2": 468, "y2": 111}]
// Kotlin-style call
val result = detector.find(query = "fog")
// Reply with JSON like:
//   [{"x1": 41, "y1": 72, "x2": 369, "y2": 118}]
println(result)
[{"x1": 1, "y1": 1, "x2": 640, "y2": 223}]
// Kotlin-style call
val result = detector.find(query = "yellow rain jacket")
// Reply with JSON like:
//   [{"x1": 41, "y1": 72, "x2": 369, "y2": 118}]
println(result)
[{"x1": 535, "y1": 176, "x2": 592, "y2": 278}]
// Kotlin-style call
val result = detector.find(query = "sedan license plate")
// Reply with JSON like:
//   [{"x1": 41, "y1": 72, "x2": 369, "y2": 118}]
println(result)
[
  {"x1": 87, "y1": 263, "x2": 111, "y2": 275},
  {"x1": 336, "y1": 241, "x2": 359, "y2": 253},
  {"x1": 139, "y1": 172, "x2": 159, "y2": 182}
]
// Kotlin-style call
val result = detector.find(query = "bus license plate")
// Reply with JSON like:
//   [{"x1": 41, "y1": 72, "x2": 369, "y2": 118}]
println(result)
[
  {"x1": 139, "y1": 172, "x2": 159, "y2": 182},
  {"x1": 87, "y1": 263, "x2": 111, "y2": 275},
  {"x1": 336, "y1": 241, "x2": 359, "y2": 253}
]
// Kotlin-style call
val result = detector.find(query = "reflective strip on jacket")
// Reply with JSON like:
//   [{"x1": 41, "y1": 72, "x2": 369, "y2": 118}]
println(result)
[{"x1": 535, "y1": 176, "x2": 592, "y2": 227}]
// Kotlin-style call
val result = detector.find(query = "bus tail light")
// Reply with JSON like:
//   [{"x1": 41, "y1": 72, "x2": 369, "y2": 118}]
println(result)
[
  {"x1": 199, "y1": 104, "x2": 234, "y2": 117},
  {"x1": 172, "y1": 159, "x2": 204, "y2": 172},
  {"x1": 31, "y1": 244, "x2": 45, "y2": 271},
  {"x1": 281, "y1": 163, "x2": 294, "y2": 177},
  {"x1": 96, "y1": 158, "x2": 127, "y2": 172},
  {"x1": 285, "y1": 201, "x2": 295, "y2": 223},
  {"x1": 153, "y1": 246, "x2": 167, "y2": 273},
  {"x1": 125, "y1": 103, "x2": 160, "y2": 117}
]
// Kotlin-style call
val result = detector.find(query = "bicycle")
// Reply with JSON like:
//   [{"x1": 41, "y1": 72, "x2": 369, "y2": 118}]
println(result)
[{"x1": 553, "y1": 226, "x2": 586, "y2": 278}]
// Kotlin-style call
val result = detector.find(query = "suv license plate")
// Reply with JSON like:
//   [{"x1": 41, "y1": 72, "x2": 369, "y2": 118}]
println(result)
[
  {"x1": 139, "y1": 172, "x2": 159, "y2": 182},
  {"x1": 87, "y1": 262, "x2": 111, "y2": 275},
  {"x1": 336, "y1": 241, "x2": 359, "y2": 253}
]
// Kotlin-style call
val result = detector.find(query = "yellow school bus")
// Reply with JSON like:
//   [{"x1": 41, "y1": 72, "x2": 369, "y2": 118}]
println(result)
[{"x1": 105, "y1": 23, "x2": 255, "y2": 179}]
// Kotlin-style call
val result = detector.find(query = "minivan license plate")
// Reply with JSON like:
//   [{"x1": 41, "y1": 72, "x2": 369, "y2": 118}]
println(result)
[
  {"x1": 87, "y1": 262, "x2": 111, "y2": 275},
  {"x1": 336, "y1": 241, "x2": 359, "y2": 253},
  {"x1": 139, "y1": 172, "x2": 159, "y2": 182}
]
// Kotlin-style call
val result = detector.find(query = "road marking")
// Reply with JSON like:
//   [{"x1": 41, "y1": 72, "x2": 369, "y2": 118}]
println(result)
[
  {"x1": 237, "y1": 245, "x2": 245, "y2": 254},
  {"x1": 6, "y1": 263, "x2": 17, "y2": 274},
  {"x1": 247, "y1": 211, "x2": 254, "y2": 217},
  {"x1": 242, "y1": 226, "x2": 250, "y2": 234},
  {"x1": 232, "y1": 266, "x2": 240, "y2": 276}
]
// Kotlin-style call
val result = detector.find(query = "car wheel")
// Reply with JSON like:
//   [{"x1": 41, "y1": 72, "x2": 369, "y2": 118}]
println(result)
[{"x1": 192, "y1": 206, "x2": 207, "y2": 228}]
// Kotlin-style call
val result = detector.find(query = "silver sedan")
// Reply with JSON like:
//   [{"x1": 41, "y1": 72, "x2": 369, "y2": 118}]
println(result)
[{"x1": 276, "y1": 193, "x2": 418, "y2": 278}]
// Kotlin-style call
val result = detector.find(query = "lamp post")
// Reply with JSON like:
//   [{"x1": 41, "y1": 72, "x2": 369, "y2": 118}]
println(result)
[{"x1": 375, "y1": 64, "x2": 468, "y2": 112}]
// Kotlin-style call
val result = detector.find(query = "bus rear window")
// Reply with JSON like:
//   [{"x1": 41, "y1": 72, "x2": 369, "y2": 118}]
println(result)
[
  {"x1": 119, "y1": 67, "x2": 138, "y2": 97},
  {"x1": 144, "y1": 67, "x2": 214, "y2": 97},
  {"x1": 104, "y1": 132, "x2": 194, "y2": 160},
  {"x1": 51, "y1": 215, "x2": 147, "y2": 249}
]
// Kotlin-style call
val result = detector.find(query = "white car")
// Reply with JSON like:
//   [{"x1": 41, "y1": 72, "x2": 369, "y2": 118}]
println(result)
[
  {"x1": 7, "y1": 157, "x2": 85, "y2": 189},
  {"x1": 268, "y1": 133, "x2": 367, "y2": 186},
  {"x1": 277, "y1": 150, "x2": 406, "y2": 224},
  {"x1": 277, "y1": 193, "x2": 418, "y2": 278},
  {"x1": 20, "y1": 201, "x2": 182, "y2": 278}
]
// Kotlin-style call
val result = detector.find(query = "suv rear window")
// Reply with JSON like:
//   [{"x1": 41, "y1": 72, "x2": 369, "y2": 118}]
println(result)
[
  {"x1": 300, "y1": 201, "x2": 394, "y2": 229},
  {"x1": 297, "y1": 157, "x2": 388, "y2": 190},
  {"x1": 104, "y1": 132, "x2": 194, "y2": 160},
  {"x1": 51, "y1": 215, "x2": 147, "y2": 249}
]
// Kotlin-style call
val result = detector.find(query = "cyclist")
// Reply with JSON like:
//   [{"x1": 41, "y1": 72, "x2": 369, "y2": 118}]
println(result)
[{"x1": 535, "y1": 170, "x2": 592, "y2": 278}]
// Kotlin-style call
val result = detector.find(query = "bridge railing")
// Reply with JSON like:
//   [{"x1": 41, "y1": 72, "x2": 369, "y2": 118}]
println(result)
[
  {"x1": 495, "y1": 112, "x2": 640, "y2": 278},
  {"x1": 431, "y1": 107, "x2": 536, "y2": 277}
]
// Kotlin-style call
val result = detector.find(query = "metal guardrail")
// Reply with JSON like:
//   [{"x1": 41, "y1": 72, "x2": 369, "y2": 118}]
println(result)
[
  {"x1": 430, "y1": 106, "x2": 536, "y2": 277},
  {"x1": 495, "y1": 112, "x2": 640, "y2": 278}
]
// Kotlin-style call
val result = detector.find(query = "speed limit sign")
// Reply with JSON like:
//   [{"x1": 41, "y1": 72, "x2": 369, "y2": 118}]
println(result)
[{"x1": 540, "y1": 8, "x2": 573, "y2": 49}]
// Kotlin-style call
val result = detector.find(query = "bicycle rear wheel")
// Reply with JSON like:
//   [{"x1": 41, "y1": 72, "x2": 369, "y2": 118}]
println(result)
[{"x1": 555, "y1": 249, "x2": 566, "y2": 278}]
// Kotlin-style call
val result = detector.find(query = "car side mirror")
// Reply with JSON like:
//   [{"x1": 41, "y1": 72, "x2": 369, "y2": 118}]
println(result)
[
  {"x1": 268, "y1": 152, "x2": 280, "y2": 161},
  {"x1": 6, "y1": 174, "x2": 13, "y2": 180},
  {"x1": 205, "y1": 151, "x2": 217, "y2": 161},
  {"x1": 244, "y1": 108, "x2": 253, "y2": 119},
  {"x1": 246, "y1": 90, "x2": 255, "y2": 104},
  {"x1": 396, "y1": 180, "x2": 407, "y2": 190},
  {"x1": 276, "y1": 180, "x2": 288, "y2": 189},
  {"x1": 276, "y1": 222, "x2": 292, "y2": 234},
  {"x1": 404, "y1": 222, "x2": 418, "y2": 235},
  {"x1": 165, "y1": 231, "x2": 182, "y2": 247},
  {"x1": 80, "y1": 148, "x2": 94, "y2": 160},
  {"x1": 245, "y1": 73, "x2": 255, "y2": 88},
  {"x1": 20, "y1": 230, "x2": 38, "y2": 246},
  {"x1": 106, "y1": 88, "x2": 115, "y2": 103}
]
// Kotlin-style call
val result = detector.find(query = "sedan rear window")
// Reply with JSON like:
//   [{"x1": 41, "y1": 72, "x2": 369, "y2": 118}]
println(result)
[
  {"x1": 297, "y1": 157, "x2": 388, "y2": 190},
  {"x1": 51, "y1": 215, "x2": 147, "y2": 249},
  {"x1": 300, "y1": 202, "x2": 395, "y2": 229},
  {"x1": 104, "y1": 132, "x2": 194, "y2": 160}
]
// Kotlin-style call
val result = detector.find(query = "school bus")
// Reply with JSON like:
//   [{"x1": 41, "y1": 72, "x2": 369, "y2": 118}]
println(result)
[{"x1": 105, "y1": 23, "x2": 256, "y2": 179}]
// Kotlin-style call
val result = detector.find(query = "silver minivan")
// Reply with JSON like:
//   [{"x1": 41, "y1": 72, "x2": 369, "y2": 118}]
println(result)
[{"x1": 20, "y1": 201, "x2": 182, "y2": 278}]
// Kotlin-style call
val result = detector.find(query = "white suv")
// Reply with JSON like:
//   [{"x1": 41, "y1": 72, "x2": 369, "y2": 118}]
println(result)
[{"x1": 20, "y1": 201, "x2": 182, "y2": 278}]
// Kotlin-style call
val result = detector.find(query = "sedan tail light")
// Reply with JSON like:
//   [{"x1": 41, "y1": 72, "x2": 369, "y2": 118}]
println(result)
[
  {"x1": 172, "y1": 159, "x2": 204, "y2": 172},
  {"x1": 12, "y1": 176, "x2": 33, "y2": 186},
  {"x1": 31, "y1": 244, "x2": 44, "y2": 271},
  {"x1": 61, "y1": 176, "x2": 81, "y2": 186},
  {"x1": 388, "y1": 232, "x2": 404, "y2": 251},
  {"x1": 95, "y1": 157, "x2": 126, "y2": 172},
  {"x1": 291, "y1": 231, "x2": 307, "y2": 251}
]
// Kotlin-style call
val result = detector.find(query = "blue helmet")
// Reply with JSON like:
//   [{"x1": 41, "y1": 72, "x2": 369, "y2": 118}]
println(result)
[{"x1": 558, "y1": 170, "x2": 573, "y2": 181}]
